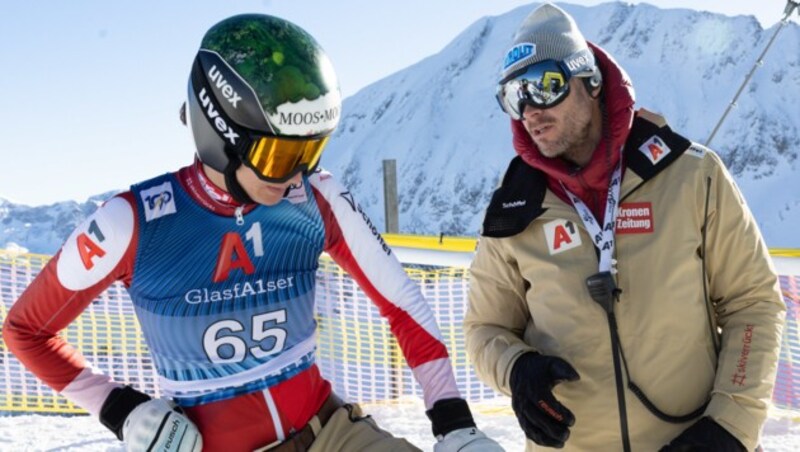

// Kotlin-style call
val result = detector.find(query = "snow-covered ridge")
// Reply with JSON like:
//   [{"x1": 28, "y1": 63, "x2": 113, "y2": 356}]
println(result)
[
  {"x1": 1, "y1": 192, "x2": 118, "y2": 254},
  {"x1": 2, "y1": 2, "x2": 799, "y2": 253},
  {"x1": 323, "y1": 2, "x2": 800, "y2": 247}
]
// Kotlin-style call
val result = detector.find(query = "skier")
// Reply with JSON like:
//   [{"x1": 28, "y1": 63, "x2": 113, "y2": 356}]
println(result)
[
  {"x1": 3, "y1": 14, "x2": 503, "y2": 452},
  {"x1": 464, "y1": 3, "x2": 785, "y2": 451}
]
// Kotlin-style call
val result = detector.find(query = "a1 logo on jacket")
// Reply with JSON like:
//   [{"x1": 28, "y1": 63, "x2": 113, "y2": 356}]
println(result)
[
  {"x1": 543, "y1": 219, "x2": 582, "y2": 255},
  {"x1": 639, "y1": 135, "x2": 672, "y2": 165}
]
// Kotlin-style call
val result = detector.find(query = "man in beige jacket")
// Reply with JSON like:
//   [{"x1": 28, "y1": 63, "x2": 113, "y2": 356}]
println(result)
[{"x1": 464, "y1": 3, "x2": 785, "y2": 451}]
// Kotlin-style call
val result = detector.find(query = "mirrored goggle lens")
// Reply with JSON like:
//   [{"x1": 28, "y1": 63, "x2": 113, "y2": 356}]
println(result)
[
  {"x1": 498, "y1": 61, "x2": 571, "y2": 118},
  {"x1": 245, "y1": 135, "x2": 330, "y2": 182}
]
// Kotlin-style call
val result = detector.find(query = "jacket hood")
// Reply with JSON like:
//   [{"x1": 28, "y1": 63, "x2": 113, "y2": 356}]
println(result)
[{"x1": 510, "y1": 42, "x2": 635, "y2": 219}]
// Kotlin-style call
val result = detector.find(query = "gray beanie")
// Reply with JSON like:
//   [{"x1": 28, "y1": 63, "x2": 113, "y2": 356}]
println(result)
[{"x1": 501, "y1": 3, "x2": 599, "y2": 83}]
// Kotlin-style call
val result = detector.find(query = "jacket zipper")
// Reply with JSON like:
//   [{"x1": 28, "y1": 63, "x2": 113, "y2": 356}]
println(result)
[
  {"x1": 235, "y1": 206, "x2": 245, "y2": 226},
  {"x1": 701, "y1": 176, "x2": 719, "y2": 353},
  {"x1": 612, "y1": 177, "x2": 712, "y2": 432}
]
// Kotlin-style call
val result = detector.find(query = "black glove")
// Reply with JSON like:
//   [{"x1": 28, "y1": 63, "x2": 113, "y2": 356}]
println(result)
[
  {"x1": 659, "y1": 417, "x2": 746, "y2": 452},
  {"x1": 426, "y1": 398, "x2": 477, "y2": 437},
  {"x1": 99, "y1": 386, "x2": 151, "y2": 440},
  {"x1": 510, "y1": 352, "x2": 580, "y2": 448}
]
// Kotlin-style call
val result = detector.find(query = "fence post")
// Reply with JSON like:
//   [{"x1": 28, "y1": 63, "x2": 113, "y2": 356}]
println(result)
[
  {"x1": 382, "y1": 159, "x2": 402, "y2": 399},
  {"x1": 383, "y1": 159, "x2": 399, "y2": 234}
]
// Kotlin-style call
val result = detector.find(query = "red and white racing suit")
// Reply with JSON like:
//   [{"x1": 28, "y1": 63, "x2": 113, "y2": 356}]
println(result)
[{"x1": 3, "y1": 161, "x2": 460, "y2": 450}]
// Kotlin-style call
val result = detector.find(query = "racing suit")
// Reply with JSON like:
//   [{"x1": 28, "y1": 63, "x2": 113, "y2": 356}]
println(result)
[{"x1": 4, "y1": 161, "x2": 461, "y2": 450}]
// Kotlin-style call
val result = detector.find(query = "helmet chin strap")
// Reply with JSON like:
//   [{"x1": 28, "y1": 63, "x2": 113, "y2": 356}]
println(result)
[{"x1": 222, "y1": 148, "x2": 255, "y2": 205}]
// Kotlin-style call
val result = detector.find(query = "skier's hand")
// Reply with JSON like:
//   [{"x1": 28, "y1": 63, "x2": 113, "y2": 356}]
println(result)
[
  {"x1": 659, "y1": 417, "x2": 745, "y2": 452},
  {"x1": 434, "y1": 427, "x2": 505, "y2": 452},
  {"x1": 99, "y1": 386, "x2": 202, "y2": 452},
  {"x1": 510, "y1": 352, "x2": 579, "y2": 448},
  {"x1": 426, "y1": 398, "x2": 504, "y2": 451}
]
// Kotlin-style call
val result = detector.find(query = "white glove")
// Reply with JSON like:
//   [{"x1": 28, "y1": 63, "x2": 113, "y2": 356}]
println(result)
[
  {"x1": 434, "y1": 427, "x2": 505, "y2": 452},
  {"x1": 122, "y1": 399, "x2": 203, "y2": 452}
]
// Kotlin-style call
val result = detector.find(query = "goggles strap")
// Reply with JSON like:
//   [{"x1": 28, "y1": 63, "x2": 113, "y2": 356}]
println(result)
[
  {"x1": 190, "y1": 58, "x2": 254, "y2": 157},
  {"x1": 223, "y1": 146, "x2": 255, "y2": 205}
]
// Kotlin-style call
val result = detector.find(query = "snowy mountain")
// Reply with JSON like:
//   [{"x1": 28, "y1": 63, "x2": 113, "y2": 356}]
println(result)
[
  {"x1": 0, "y1": 192, "x2": 118, "y2": 254},
  {"x1": 321, "y1": 1, "x2": 800, "y2": 246},
  {"x1": 2, "y1": 2, "x2": 799, "y2": 254}
]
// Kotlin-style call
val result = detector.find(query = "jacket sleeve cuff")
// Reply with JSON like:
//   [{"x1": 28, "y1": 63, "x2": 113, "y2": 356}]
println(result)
[
  {"x1": 705, "y1": 393, "x2": 762, "y2": 452},
  {"x1": 496, "y1": 343, "x2": 537, "y2": 396}
]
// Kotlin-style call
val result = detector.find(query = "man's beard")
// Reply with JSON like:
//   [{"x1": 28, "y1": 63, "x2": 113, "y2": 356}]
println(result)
[{"x1": 535, "y1": 111, "x2": 593, "y2": 165}]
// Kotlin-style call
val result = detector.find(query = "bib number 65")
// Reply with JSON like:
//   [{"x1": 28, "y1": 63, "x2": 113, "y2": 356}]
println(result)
[{"x1": 203, "y1": 309, "x2": 287, "y2": 364}]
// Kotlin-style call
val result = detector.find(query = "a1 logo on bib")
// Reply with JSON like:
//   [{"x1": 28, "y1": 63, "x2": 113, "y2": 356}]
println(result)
[
  {"x1": 639, "y1": 135, "x2": 671, "y2": 165},
  {"x1": 544, "y1": 219, "x2": 582, "y2": 255}
]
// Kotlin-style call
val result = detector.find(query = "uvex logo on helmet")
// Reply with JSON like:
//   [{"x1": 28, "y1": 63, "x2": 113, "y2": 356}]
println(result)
[
  {"x1": 208, "y1": 65, "x2": 243, "y2": 108},
  {"x1": 197, "y1": 88, "x2": 240, "y2": 146}
]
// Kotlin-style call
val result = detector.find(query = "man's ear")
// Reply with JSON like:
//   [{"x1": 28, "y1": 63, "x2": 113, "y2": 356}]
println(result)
[{"x1": 582, "y1": 77, "x2": 602, "y2": 99}]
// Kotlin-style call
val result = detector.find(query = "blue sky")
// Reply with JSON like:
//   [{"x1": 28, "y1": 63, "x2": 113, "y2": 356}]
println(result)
[{"x1": 0, "y1": 0, "x2": 791, "y2": 205}]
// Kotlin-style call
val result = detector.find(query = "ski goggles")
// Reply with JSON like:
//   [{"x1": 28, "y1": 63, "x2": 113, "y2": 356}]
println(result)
[
  {"x1": 496, "y1": 59, "x2": 573, "y2": 120},
  {"x1": 243, "y1": 134, "x2": 330, "y2": 183}
]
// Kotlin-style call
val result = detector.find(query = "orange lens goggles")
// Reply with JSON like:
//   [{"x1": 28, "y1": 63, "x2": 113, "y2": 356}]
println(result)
[{"x1": 244, "y1": 135, "x2": 330, "y2": 182}]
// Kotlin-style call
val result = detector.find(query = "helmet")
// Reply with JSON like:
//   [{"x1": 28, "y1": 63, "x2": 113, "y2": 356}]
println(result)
[{"x1": 186, "y1": 14, "x2": 341, "y2": 185}]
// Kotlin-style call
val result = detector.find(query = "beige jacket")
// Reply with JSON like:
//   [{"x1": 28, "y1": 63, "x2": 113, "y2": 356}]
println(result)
[{"x1": 465, "y1": 111, "x2": 785, "y2": 451}]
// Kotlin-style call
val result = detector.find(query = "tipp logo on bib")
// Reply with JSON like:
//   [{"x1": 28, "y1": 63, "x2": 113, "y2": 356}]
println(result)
[{"x1": 140, "y1": 181, "x2": 177, "y2": 222}]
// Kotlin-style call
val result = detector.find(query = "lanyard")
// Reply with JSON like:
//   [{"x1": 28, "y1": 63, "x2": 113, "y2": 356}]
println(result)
[{"x1": 560, "y1": 161, "x2": 622, "y2": 273}]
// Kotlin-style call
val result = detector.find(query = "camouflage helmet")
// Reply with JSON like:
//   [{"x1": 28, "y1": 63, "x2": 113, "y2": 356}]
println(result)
[{"x1": 186, "y1": 14, "x2": 342, "y2": 173}]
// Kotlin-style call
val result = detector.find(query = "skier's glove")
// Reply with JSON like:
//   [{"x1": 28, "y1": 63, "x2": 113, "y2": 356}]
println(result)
[
  {"x1": 99, "y1": 386, "x2": 202, "y2": 452},
  {"x1": 434, "y1": 427, "x2": 505, "y2": 452},
  {"x1": 659, "y1": 417, "x2": 745, "y2": 452},
  {"x1": 510, "y1": 352, "x2": 579, "y2": 448},
  {"x1": 426, "y1": 398, "x2": 504, "y2": 451}
]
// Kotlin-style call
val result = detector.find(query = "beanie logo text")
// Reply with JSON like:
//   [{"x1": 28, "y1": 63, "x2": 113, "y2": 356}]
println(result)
[
  {"x1": 565, "y1": 49, "x2": 594, "y2": 74},
  {"x1": 504, "y1": 43, "x2": 536, "y2": 70}
]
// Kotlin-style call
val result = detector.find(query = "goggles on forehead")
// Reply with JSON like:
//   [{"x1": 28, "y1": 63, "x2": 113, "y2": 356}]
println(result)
[
  {"x1": 496, "y1": 59, "x2": 574, "y2": 120},
  {"x1": 243, "y1": 134, "x2": 330, "y2": 183}
]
